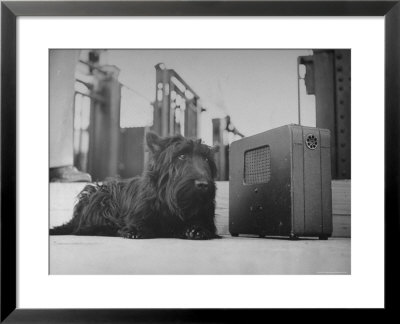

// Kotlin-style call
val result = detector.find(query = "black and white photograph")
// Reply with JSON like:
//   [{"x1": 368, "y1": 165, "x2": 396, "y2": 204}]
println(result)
[
  {"x1": 49, "y1": 49, "x2": 351, "y2": 275},
  {"x1": 3, "y1": 1, "x2": 397, "y2": 317}
]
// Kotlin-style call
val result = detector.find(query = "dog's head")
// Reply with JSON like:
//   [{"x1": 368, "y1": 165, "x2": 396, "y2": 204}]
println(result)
[{"x1": 145, "y1": 132, "x2": 217, "y2": 219}]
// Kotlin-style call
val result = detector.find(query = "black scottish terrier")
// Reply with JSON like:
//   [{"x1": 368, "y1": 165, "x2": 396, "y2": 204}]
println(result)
[{"x1": 50, "y1": 132, "x2": 219, "y2": 240}]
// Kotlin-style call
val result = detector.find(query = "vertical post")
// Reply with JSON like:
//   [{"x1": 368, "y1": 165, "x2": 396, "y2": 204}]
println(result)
[
  {"x1": 333, "y1": 50, "x2": 351, "y2": 179},
  {"x1": 313, "y1": 50, "x2": 337, "y2": 178},
  {"x1": 168, "y1": 79, "x2": 175, "y2": 136},
  {"x1": 185, "y1": 98, "x2": 198, "y2": 138},
  {"x1": 196, "y1": 99, "x2": 202, "y2": 139},
  {"x1": 89, "y1": 66, "x2": 121, "y2": 180},
  {"x1": 49, "y1": 50, "x2": 80, "y2": 168},
  {"x1": 154, "y1": 63, "x2": 170, "y2": 136},
  {"x1": 212, "y1": 118, "x2": 227, "y2": 181},
  {"x1": 161, "y1": 68, "x2": 171, "y2": 137},
  {"x1": 297, "y1": 57, "x2": 302, "y2": 125},
  {"x1": 299, "y1": 50, "x2": 351, "y2": 180},
  {"x1": 104, "y1": 66, "x2": 121, "y2": 178}
]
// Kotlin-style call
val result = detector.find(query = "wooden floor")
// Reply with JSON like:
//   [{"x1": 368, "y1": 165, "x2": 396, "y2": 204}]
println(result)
[{"x1": 50, "y1": 235, "x2": 350, "y2": 275}]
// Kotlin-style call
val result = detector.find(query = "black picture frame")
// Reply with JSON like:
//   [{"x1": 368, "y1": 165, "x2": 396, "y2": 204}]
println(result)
[{"x1": 1, "y1": 0, "x2": 399, "y2": 322}]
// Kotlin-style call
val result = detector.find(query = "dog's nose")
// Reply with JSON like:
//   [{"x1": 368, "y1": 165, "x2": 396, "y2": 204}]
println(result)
[{"x1": 194, "y1": 180, "x2": 209, "y2": 191}]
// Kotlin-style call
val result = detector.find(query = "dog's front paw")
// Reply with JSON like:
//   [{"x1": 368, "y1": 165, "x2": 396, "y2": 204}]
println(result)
[
  {"x1": 118, "y1": 227, "x2": 137, "y2": 239},
  {"x1": 184, "y1": 226, "x2": 214, "y2": 240},
  {"x1": 118, "y1": 226, "x2": 155, "y2": 239}
]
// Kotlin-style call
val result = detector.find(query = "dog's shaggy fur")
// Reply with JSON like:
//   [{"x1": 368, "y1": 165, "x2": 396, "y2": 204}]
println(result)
[{"x1": 50, "y1": 132, "x2": 219, "y2": 240}]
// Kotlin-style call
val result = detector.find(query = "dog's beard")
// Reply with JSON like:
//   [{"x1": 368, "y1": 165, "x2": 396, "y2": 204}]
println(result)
[{"x1": 166, "y1": 178, "x2": 215, "y2": 221}]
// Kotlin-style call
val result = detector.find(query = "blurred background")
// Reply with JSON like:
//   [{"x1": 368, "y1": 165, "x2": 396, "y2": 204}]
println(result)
[{"x1": 49, "y1": 49, "x2": 350, "y2": 182}]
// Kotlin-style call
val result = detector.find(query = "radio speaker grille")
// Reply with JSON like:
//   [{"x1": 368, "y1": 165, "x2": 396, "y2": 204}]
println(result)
[{"x1": 244, "y1": 146, "x2": 271, "y2": 184}]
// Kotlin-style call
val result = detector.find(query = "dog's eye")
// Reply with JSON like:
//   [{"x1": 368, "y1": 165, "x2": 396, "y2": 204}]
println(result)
[{"x1": 178, "y1": 154, "x2": 186, "y2": 160}]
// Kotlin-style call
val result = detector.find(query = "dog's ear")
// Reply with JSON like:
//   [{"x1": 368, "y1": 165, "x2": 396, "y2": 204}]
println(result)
[{"x1": 146, "y1": 131, "x2": 163, "y2": 153}]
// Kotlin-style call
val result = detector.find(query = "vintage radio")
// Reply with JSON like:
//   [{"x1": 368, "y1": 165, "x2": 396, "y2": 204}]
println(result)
[{"x1": 229, "y1": 124, "x2": 332, "y2": 239}]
